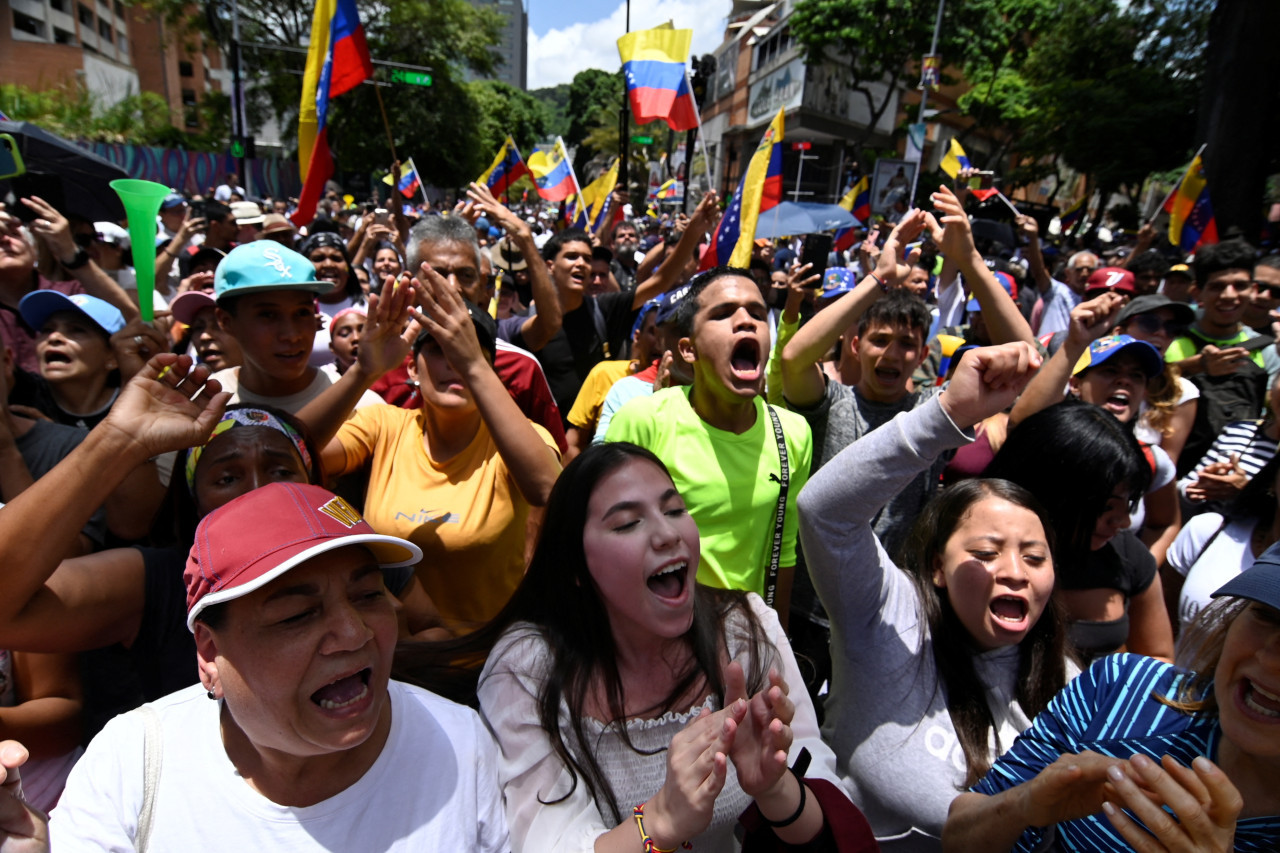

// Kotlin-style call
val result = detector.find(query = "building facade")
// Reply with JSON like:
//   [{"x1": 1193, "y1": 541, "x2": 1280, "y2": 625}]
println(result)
[{"x1": 464, "y1": 0, "x2": 527, "y2": 91}]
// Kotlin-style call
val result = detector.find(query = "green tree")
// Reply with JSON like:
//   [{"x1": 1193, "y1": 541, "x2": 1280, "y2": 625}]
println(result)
[
  {"x1": 528, "y1": 83, "x2": 570, "y2": 138},
  {"x1": 564, "y1": 69, "x2": 623, "y2": 176},
  {"x1": 467, "y1": 80, "x2": 550, "y2": 157}
]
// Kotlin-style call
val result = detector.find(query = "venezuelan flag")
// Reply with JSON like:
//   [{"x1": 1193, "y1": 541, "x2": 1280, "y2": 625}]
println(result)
[
  {"x1": 528, "y1": 140, "x2": 575, "y2": 202},
  {"x1": 1059, "y1": 194, "x2": 1086, "y2": 231},
  {"x1": 699, "y1": 108, "x2": 784, "y2": 270},
  {"x1": 1163, "y1": 151, "x2": 1218, "y2": 252},
  {"x1": 292, "y1": 0, "x2": 373, "y2": 226},
  {"x1": 939, "y1": 137, "x2": 971, "y2": 180},
  {"x1": 577, "y1": 160, "x2": 619, "y2": 231},
  {"x1": 381, "y1": 157, "x2": 421, "y2": 198},
  {"x1": 617, "y1": 25, "x2": 698, "y2": 132},
  {"x1": 833, "y1": 175, "x2": 870, "y2": 251},
  {"x1": 479, "y1": 136, "x2": 530, "y2": 196}
]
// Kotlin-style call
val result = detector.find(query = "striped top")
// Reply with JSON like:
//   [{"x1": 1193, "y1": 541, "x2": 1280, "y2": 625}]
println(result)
[
  {"x1": 1178, "y1": 419, "x2": 1278, "y2": 507},
  {"x1": 973, "y1": 654, "x2": 1280, "y2": 851}
]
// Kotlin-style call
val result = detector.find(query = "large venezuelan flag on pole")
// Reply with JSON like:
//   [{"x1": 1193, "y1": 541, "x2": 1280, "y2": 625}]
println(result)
[
  {"x1": 479, "y1": 136, "x2": 530, "y2": 196},
  {"x1": 292, "y1": 0, "x2": 373, "y2": 227},
  {"x1": 699, "y1": 108, "x2": 785, "y2": 270},
  {"x1": 527, "y1": 138, "x2": 575, "y2": 202},
  {"x1": 617, "y1": 25, "x2": 698, "y2": 132},
  {"x1": 1163, "y1": 150, "x2": 1218, "y2": 252}
]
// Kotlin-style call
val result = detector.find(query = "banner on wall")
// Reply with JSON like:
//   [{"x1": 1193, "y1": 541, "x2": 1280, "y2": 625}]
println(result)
[{"x1": 85, "y1": 142, "x2": 302, "y2": 200}]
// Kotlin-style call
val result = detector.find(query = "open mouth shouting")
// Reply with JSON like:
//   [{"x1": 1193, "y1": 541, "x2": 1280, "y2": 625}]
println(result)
[
  {"x1": 989, "y1": 595, "x2": 1031, "y2": 633},
  {"x1": 730, "y1": 338, "x2": 762, "y2": 383},
  {"x1": 311, "y1": 667, "x2": 372, "y2": 713},
  {"x1": 647, "y1": 560, "x2": 691, "y2": 603},
  {"x1": 1101, "y1": 389, "x2": 1132, "y2": 417}
]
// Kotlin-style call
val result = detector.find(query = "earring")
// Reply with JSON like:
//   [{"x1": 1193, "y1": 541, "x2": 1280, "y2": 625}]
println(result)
[{"x1": 207, "y1": 690, "x2": 217, "y2": 700}]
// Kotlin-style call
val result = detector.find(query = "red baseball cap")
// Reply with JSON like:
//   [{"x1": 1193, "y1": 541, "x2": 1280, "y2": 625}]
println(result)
[
  {"x1": 1084, "y1": 266, "x2": 1137, "y2": 297},
  {"x1": 185, "y1": 482, "x2": 421, "y2": 630}
]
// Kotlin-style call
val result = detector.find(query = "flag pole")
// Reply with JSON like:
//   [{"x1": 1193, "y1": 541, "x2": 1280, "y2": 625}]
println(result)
[
  {"x1": 619, "y1": 0, "x2": 632, "y2": 198},
  {"x1": 373, "y1": 85, "x2": 398, "y2": 164},
  {"x1": 683, "y1": 67, "x2": 714, "y2": 202}
]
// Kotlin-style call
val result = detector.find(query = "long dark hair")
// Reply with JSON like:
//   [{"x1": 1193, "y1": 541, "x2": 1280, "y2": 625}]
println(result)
[
  {"x1": 986, "y1": 399, "x2": 1151, "y2": 563},
  {"x1": 900, "y1": 477, "x2": 1069, "y2": 787},
  {"x1": 395, "y1": 442, "x2": 770, "y2": 823}
]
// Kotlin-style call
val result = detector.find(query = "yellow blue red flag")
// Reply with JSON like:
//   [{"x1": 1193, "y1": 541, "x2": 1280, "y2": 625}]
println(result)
[
  {"x1": 527, "y1": 138, "x2": 575, "y2": 202},
  {"x1": 1163, "y1": 151, "x2": 1218, "y2": 252},
  {"x1": 292, "y1": 0, "x2": 372, "y2": 226},
  {"x1": 479, "y1": 136, "x2": 530, "y2": 196},
  {"x1": 700, "y1": 108, "x2": 784, "y2": 270},
  {"x1": 617, "y1": 25, "x2": 698, "y2": 132}
]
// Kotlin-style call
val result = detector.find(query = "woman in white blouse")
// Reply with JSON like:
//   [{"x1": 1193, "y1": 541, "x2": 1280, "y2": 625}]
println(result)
[{"x1": 471, "y1": 442, "x2": 869, "y2": 853}]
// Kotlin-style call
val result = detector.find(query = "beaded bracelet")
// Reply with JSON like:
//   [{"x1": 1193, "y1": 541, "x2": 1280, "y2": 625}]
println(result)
[
  {"x1": 632, "y1": 803, "x2": 691, "y2": 853},
  {"x1": 868, "y1": 272, "x2": 888, "y2": 291}
]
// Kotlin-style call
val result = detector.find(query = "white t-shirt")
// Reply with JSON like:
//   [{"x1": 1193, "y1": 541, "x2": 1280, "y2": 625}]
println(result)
[
  {"x1": 49, "y1": 681, "x2": 509, "y2": 852},
  {"x1": 210, "y1": 366, "x2": 384, "y2": 415},
  {"x1": 1130, "y1": 443, "x2": 1175, "y2": 532},
  {"x1": 1133, "y1": 376, "x2": 1199, "y2": 447},
  {"x1": 1166, "y1": 512, "x2": 1257, "y2": 630}
]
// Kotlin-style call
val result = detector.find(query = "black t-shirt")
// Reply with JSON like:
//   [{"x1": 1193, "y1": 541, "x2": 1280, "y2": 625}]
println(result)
[
  {"x1": 512, "y1": 291, "x2": 637, "y2": 416},
  {"x1": 133, "y1": 546, "x2": 200, "y2": 700},
  {"x1": 1064, "y1": 530, "x2": 1157, "y2": 661}
]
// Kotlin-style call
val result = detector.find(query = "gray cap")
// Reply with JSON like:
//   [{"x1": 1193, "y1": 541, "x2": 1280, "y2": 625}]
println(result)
[{"x1": 1116, "y1": 293, "x2": 1195, "y2": 329}]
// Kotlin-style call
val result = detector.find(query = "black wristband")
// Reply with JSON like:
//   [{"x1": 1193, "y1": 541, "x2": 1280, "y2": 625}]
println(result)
[{"x1": 761, "y1": 747, "x2": 811, "y2": 829}]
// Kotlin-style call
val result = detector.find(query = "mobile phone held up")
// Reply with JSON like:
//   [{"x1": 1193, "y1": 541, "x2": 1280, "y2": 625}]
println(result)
[{"x1": 801, "y1": 233, "x2": 833, "y2": 282}]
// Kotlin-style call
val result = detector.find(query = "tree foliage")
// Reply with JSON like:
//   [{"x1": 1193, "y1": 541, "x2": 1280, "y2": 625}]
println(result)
[
  {"x1": 0, "y1": 83, "x2": 230, "y2": 150},
  {"x1": 528, "y1": 84, "x2": 570, "y2": 139}
]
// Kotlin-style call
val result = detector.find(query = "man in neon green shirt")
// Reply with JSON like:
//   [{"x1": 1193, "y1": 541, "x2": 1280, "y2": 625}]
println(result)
[{"x1": 605, "y1": 268, "x2": 811, "y2": 617}]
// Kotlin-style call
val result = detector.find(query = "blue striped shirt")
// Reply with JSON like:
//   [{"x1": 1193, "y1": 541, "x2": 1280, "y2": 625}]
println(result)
[{"x1": 972, "y1": 653, "x2": 1280, "y2": 851}]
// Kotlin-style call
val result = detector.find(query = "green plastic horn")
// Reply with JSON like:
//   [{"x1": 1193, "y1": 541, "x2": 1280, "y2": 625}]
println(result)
[{"x1": 109, "y1": 179, "x2": 171, "y2": 322}]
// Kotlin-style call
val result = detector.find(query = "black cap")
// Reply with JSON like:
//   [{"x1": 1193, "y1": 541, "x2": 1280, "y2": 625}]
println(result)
[
  {"x1": 413, "y1": 299, "x2": 497, "y2": 361},
  {"x1": 1116, "y1": 294, "x2": 1196, "y2": 329}
]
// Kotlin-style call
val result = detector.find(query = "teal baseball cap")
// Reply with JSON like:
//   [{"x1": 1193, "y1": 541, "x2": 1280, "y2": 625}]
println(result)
[{"x1": 214, "y1": 242, "x2": 333, "y2": 302}]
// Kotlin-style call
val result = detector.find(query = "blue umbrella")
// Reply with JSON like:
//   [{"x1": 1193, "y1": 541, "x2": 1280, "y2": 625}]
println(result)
[{"x1": 753, "y1": 201, "x2": 859, "y2": 238}]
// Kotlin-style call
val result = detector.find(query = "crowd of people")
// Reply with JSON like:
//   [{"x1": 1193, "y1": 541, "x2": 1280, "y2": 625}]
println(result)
[{"x1": 0, "y1": 161, "x2": 1275, "y2": 853}]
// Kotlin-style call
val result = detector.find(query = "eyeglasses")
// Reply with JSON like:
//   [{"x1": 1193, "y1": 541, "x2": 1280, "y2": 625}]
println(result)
[
  {"x1": 1254, "y1": 281, "x2": 1280, "y2": 299},
  {"x1": 73, "y1": 233, "x2": 97, "y2": 247},
  {"x1": 1127, "y1": 313, "x2": 1186, "y2": 337},
  {"x1": 1073, "y1": 265, "x2": 1097, "y2": 274}
]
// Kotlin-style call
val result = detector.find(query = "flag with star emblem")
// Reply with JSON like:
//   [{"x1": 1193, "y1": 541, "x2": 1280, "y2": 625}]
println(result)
[
  {"x1": 699, "y1": 108, "x2": 785, "y2": 270},
  {"x1": 1163, "y1": 150, "x2": 1218, "y2": 252},
  {"x1": 617, "y1": 25, "x2": 698, "y2": 131}
]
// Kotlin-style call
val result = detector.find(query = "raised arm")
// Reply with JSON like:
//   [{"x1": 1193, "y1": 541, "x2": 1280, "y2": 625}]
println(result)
[
  {"x1": 780, "y1": 210, "x2": 927, "y2": 407},
  {"x1": 412, "y1": 268, "x2": 561, "y2": 506},
  {"x1": 632, "y1": 191, "x2": 720, "y2": 308},
  {"x1": 926, "y1": 187, "x2": 1034, "y2": 345},
  {"x1": 1016, "y1": 214, "x2": 1053, "y2": 296},
  {"x1": 799, "y1": 343, "x2": 1040, "y2": 619},
  {"x1": 0, "y1": 355, "x2": 229, "y2": 651},
  {"x1": 21, "y1": 196, "x2": 139, "y2": 323},
  {"x1": 297, "y1": 280, "x2": 416, "y2": 452},
  {"x1": 465, "y1": 183, "x2": 562, "y2": 349},
  {"x1": 1008, "y1": 292, "x2": 1125, "y2": 428}
]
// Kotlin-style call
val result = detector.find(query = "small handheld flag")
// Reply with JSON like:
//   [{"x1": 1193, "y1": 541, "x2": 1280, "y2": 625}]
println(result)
[
  {"x1": 834, "y1": 176, "x2": 871, "y2": 252},
  {"x1": 939, "y1": 138, "x2": 971, "y2": 180},
  {"x1": 527, "y1": 139, "x2": 575, "y2": 202},
  {"x1": 382, "y1": 158, "x2": 421, "y2": 198},
  {"x1": 617, "y1": 25, "x2": 698, "y2": 132},
  {"x1": 479, "y1": 136, "x2": 530, "y2": 196},
  {"x1": 1059, "y1": 195, "x2": 1087, "y2": 232},
  {"x1": 1163, "y1": 151, "x2": 1218, "y2": 252}
]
